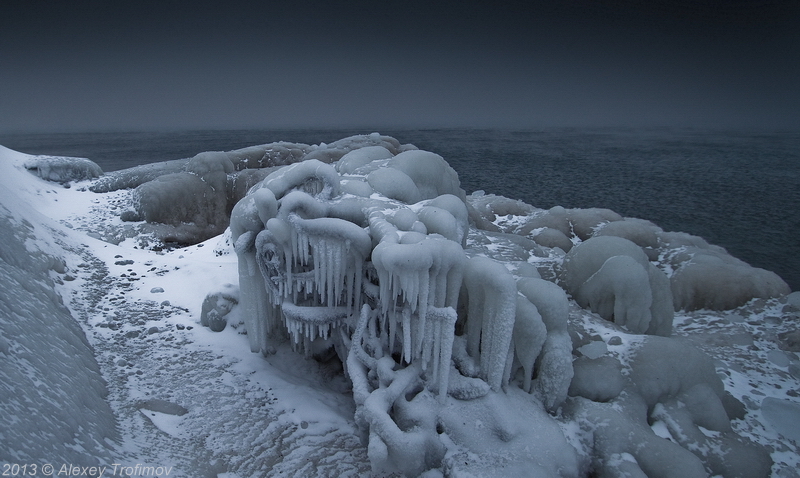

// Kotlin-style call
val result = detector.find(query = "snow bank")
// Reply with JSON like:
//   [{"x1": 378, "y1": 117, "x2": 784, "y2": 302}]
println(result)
[{"x1": 0, "y1": 166, "x2": 118, "y2": 465}]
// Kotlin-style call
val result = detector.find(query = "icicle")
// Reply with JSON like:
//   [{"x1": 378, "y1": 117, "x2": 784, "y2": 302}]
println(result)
[
  {"x1": 415, "y1": 270, "x2": 430, "y2": 359},
  {"x1": 431, "y1": 319, "x2": 441, "y2": 381},
  {"x1": 435, "y1": 307, "x2": 456, "y2": 401},
  {"x1": 402, "y1": 307, "x2": 412, "y2": 364}
]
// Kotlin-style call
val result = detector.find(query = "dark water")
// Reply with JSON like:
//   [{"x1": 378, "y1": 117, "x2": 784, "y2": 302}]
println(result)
[{"x1": 2, "y1": 128, "x2": 798, "y2": 291}]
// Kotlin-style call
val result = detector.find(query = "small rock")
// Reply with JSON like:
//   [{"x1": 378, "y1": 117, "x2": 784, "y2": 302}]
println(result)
[
  {"x1": 768, "y1": 349, "x2": 790, "y2": 367},
  {"x1": 175, "y1": 324, "x2": 185, "y2": 330},
  {"x1": 160, "y1": 300, "x2": 171, "y2": 307},
  {"x1": 150, "y1": 287, "x2": 165, "y2": 294},
  {"x1": 200, "y1": 284, "x2": 239, "y2": 332},
  {"x1": 578, "y1": 341, "x2": 608, "y2": 359},
  {"x1": 137, "y1": 398, "x2": 188, "y2": 416},
  {"x1": 725, "y1": 313, "x2": 745, "y2": 323},
  {"x1": 147, "y1": 326, "x2": 160, "y2": 335},
  {"x1": 115, "y1": 259, "x2": 134, "y2": 266},
  {"x1": 125, "y1": 330, "x2": 139, "y2": 338},
  {"x1": 789, "y1": 363, "x2": 800, "y2": 380},
  {"x1": 607, "y1": 336, "x2": 623, "y2": 346}
]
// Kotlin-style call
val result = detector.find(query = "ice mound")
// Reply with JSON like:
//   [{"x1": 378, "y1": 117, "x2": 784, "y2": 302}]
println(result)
[
  {"x1": 567, "y1": 335, "x2": 772, "y2": 478},
  {"x1": 661, "y1": 232, "x2": 790, "y2": 310},
  {"x1": 561, "y1": 236, "x2": 674, "y2": 336},
  {"x1": 24, "y1": 154, "x2": 103, "y2": 183},
  {"x1": 467, "y1": 193, "x2": 791, "y2": 314}
]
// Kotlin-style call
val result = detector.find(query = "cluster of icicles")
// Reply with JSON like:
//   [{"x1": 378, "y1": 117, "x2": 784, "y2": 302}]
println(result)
[{"x1": 229, "y1": 149, "x2": 476, "y2": 390}]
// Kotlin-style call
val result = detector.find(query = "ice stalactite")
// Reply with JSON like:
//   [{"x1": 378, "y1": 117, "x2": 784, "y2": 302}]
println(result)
[
  {"x1": 230, "y1": 186, "x2": 279, "y2": 354},
  {"x1": 462, "y1": 256, "x2": 517, "y2": 391}
]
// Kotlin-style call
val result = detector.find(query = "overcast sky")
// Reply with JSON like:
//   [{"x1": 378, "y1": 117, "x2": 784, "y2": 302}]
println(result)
[{"x1": 2, "y1": 0, "x2": 799, "y2": 132}]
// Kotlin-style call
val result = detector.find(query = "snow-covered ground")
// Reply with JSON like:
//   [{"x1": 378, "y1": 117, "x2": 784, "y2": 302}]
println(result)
[{"x1": 1, "y1": 141, "x2": 799, "y2": 477}]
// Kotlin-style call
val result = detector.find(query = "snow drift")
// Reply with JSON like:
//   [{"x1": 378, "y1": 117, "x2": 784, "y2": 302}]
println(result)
[{"x1": 0, "y1": 150, "x2": 118, "y2": 468}]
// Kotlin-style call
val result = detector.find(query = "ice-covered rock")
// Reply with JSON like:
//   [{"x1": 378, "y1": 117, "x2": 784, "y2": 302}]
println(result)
[
  {"x1": 668, "y1": 247, "x2": 790, "y2": 311},
  {"x1": 222, "y1": 135, "x2": 781, "y2": 476},
  {"x1": 561, "y1": 236, "x2": 673, "y2": 336},
  {"x1": 92, "y1": 134, "x2": 408, "y2": 245},
  {"x1": 230, "y1": 146, "x2": 579, "y2": 475},
  {"x1": 200, "y1": 283, "x2": 240, "y2": 332},
  {"x1": 566, "y1": 335, "x2": 773, "y2": 477},
  {"x1": 25, "y1": 155, "x2": 103, "y2": 183}
]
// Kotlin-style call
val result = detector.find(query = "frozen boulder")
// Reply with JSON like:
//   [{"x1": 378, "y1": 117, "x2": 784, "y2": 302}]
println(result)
[
  {"x1": 200, "y1": 284, "x2": 240, "y2": 332},
  {"x1": 336, "y1": 145, "x2": 394, "y2": 174},
  {"x1": 567, "y1": 207, "x2": 623, "y2": 241},
  {"x1": 569, "y1": 356, "x2": 625, "y2": 402},
  {"x1": 90, "y1": 158, "x2": 189, "y2": 192},
  {"x1": 669, "y1": 248, "x2": 790, "y2": 311},
  {"x1": 516, "y1": 277, "x2": 573, "y2": 410},
  {"x1": 530, "y1": 227, "x2": 574, "y2": 252},
  {"x1": 25, "y1": 155, "x2": 103, "y2": 183},
  {"x1": 132, "y1": 172, "x2": 228, "y2": 242},
  {"x1": 518, "y1": 206, "x2": 572, "y2": 237},
  {"x1": 566, "y1": 335, "x2": 772, "y2": 478},
  {"x1": 561, "y1": 236, "x2": 673, "y2": 336},
  {"x1": 387, "y1": 150, "x2": 465, "y2": 201},
  {"x1": 466, "y1": 192, "x2": 536, "y2": 226},
  {"x1": 594, "y1": 217, "x2": 661, "y2": 260}
]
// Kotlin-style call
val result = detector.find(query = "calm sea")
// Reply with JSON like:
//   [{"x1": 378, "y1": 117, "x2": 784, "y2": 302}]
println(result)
[{"x1": 2, "y1": 128, "x2": 798, "y2": 292}]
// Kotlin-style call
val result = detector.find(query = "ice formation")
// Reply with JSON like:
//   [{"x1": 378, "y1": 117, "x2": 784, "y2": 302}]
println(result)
[
  {"x1": 566, "y1": 336, "x2": 773, "y2": 478},
  {"x1": 92, "y1": 134, "x2": 408, "y2": 245},
  {"x1": 4, "y1": 134, "x2": 791, "y2": 477},
  {"x1": 224, "y1": 136, "x2": 784, "y2": 476},
  {"x1": 561, "y1": 236, "x2": 674, "y2": 336},
  {"x1": 229, "y1": 141, "x2": 584, "y2": 475},
  {"x1": 24, "y1": 154, "x2": 103, "y2": 183}
]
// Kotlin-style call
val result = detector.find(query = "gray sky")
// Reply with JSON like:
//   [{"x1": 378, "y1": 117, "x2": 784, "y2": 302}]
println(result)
[{"x1": 2, "y1": 0, "x2": 799, "y2": 132}]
